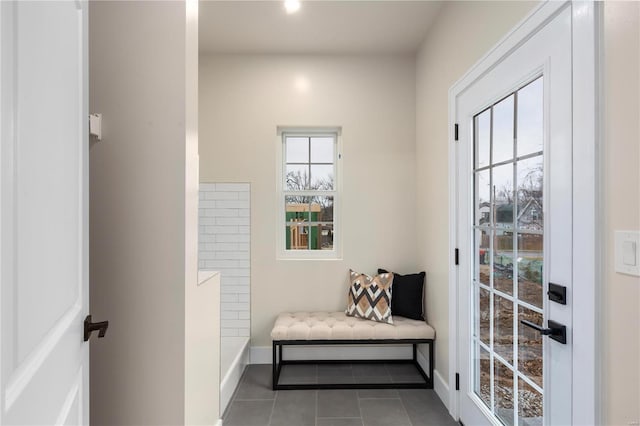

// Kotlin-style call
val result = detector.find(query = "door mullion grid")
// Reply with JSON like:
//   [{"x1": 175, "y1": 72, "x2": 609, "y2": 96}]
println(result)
[
  {"x1": 517, "y1": 299, "x2": 544, "y2": 315},
  {"x1": 488, "y1": 105, "x2": 495, "y2": 415},
  {"x1": 490, "y1": 285, "x2": 516, "y2": 304},
  {"x1": 490, "y1": 353, "x2": 545, "y2": 412},
  {"x1": 512, "y1": 90, "x2": 520, "y2": 426},
  {"x1": 307, "y1": 137, "x2": 311, "y2": 249},
  {"x1": 478, "y1": 339, "x2": 491, "y2": 354},
  {"x1": 517, "y1": 369, "x2": 543, "y2": 396},
  {"x1": 475, "y1": 150, "x2": 543, "y2": 172}
]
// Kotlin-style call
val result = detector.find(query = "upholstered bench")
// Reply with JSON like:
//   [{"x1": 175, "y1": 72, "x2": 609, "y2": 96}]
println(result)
[{"x1": 271, "y1": 311, "x2": 435, "y2": 390}]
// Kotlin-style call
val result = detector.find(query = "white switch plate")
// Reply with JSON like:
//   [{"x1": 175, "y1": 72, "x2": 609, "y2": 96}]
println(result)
[
  {"x1": 89, "y1": 113, "x2": 102, "y2": 141},
  {"x1": 615, "y1": 231, "x2": 640, "y2": 276}
]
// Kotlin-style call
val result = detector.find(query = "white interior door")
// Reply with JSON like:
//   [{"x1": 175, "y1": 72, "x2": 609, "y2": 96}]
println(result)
[
  {"x1": 1, "y1": 1, "x2": 89, "y2": 424},
  {"x1": 455, "y1": 4, "x2": 572, "y2": 425}
]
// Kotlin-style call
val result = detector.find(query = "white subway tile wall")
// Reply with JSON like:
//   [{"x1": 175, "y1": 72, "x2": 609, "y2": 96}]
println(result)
[{"x1": 199, "y1": 183, "x2": 250, "y2": 338}]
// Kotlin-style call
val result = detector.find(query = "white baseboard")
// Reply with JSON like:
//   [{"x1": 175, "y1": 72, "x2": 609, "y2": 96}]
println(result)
[
  {"x1": 433, "y1": 369, "x2": 449, "y2": 410},
  {"x1": 221, "y1": 340, "x2": 250, "y2": 415},
  {"x1": 215, "y1": 419, "x2": 223, "y2": 426}
]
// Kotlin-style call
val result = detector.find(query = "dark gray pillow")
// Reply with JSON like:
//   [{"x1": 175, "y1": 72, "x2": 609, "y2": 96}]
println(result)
[{"x1": 378, "y1": 269, "x2": 425, "y2": 320}]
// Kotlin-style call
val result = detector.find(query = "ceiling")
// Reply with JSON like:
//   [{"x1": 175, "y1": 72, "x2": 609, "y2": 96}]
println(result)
[{"x1": 199, "y1": 1, "x2": 444, "y2": 55}]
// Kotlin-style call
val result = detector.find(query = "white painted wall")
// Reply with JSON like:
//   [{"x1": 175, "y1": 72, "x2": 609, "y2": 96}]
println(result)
[
  {"x1": 89, "y1": 1, "x2": 204, "y2": 424},
  {"x1": 185, "y1": 0, "x2": 218, "y2": 423},
  {"x1": 199, "y1": 183, "x2": 251, "y2": 338},
  {"x1": 602, "y1": 2, "x2": 640, "y2": 424},
  {"x1": 415, "y1": 0, "x2": 538, "y2": 391},
  {"x1": 186, "y1": 272, "x2": 220, "y2": 425},
  {"x1": 199, "y1": 54, "x2": 418, "y2": 347}
]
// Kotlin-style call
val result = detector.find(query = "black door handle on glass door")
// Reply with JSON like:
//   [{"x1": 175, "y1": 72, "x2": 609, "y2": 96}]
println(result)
[{"x1": 520, "y1": 319, "x2": 567, "y2": 344}]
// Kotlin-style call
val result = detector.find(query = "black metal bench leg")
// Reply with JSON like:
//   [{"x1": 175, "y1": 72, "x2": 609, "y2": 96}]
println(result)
[
  {"x1": 272, "y1": 341, "x2": 277, "y2": 390},
  {"x1": 429, "y1": 340, "x2": 435, "y2": 388}
]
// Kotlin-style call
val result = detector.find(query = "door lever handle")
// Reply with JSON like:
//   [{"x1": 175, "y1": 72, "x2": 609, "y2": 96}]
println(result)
[
  {"x1": 84, "y1": 315, "x2": 109, "y2": 342},
  {"x1": 520, "y1": 319, "x2": 566, "y2": 344}
]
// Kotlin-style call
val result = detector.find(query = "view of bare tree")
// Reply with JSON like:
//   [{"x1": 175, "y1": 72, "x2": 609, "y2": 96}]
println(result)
[{"x1": 285, "y1": 170, "x2": 334, "y2": 211}]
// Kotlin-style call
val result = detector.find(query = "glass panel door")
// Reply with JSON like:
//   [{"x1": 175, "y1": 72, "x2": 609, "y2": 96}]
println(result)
[{"x1": 472, "y1": 77, "x2": 544, "y2": 426}]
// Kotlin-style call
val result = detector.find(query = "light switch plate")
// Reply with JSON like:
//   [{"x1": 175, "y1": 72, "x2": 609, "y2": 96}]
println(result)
[
  {"x1": 89, "y1": 113, "x2": 102, "y2": 141},
  {"x1": 615, "y1": 231, "x2": 640, "y2": 276}
]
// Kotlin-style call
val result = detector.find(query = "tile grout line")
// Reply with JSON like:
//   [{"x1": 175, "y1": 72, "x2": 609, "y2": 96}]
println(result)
[
  {"x1": 358, "y1": 397, "x2": 402, "y2": 400},
  {"x1": 266, "y1": 389, "x2": 278, "y2": 426},
  {"x1": 357, "y1": 390, "x2": 364, "y2": 426},
  {"x1": 317, "y1": 417, "x2": 363, "y2": 419},
  {"x1": 233, "y1": 398, "x2": 277, "y2": 401},
  {"x1": 397, "y1": 394, "x2": 415, "y2": 426}
]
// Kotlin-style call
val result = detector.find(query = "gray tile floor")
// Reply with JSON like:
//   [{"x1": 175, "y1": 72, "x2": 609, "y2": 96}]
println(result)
[{"x1": 223, "y1": 364, "x2": 458, "y2": 426}]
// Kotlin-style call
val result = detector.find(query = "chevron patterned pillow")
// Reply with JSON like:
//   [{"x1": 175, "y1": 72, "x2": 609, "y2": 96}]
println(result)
[{"x1": 345, "y1": 269, "x2": 394, "y2": 324}]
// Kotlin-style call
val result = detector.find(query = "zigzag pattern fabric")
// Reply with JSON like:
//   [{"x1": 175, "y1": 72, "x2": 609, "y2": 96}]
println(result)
[{"x1": 345, "y1": 269, "x2": 394, "y2": 324}]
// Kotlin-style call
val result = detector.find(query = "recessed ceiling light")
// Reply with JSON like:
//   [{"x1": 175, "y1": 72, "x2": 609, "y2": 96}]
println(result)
[{"x1": 284, "y1": 0, "x2": 301, "y2": 14}]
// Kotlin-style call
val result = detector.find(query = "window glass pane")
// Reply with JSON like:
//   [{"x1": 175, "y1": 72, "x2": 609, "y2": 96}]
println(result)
[
  {"x1": 285, "y1": 196, "x2": 311, "y2": 221},
  {"x1": 310, "y1": 137, "x2": 334, "y2": 163},
  {"x1": 310, "y1": 164, "x2": 333, "y2": 190},
  {"x1": 476, "y1": 170, "x2": 490, "y2": 226},
  {"x1": 494, "y1": 360, "x2": 515, "y2": 426},
  {"x1": 311, "y1": 196, "x2": 333, "y2": 222},
  {"x1": 493, "y1": 163, "x2": 514, "y2": 229},
  {"x1": 516, "y1": 156, "x2": 543, "y2": 231},
  {"x1": 478, "y1": 287, "x2": 490, "y2": 345},
  {"x1": 309, "y1": 224, "x2": 333, "y2": 250},
  {"x1": 285, "y1": 196, "x2": 311, "y2": 250},
  {"x1": 494, "y1": 230, "x2": 514, "y2": 295},
  {"x1": 517, "y1": 233, "x2": 543, "y2": 309},
  {"x1": 285, "y1": 164, "x2": 309, "y2": 190},
  {"x1": 475, "y1": 109, "x2": 491, "y2": 169},
  {"x1": 477, "y1": 228, "x2": 491, "y2": 286},
  {"x1": 285, "y1": 224, "x2": 309, "y2": 250},
  {"x1": 518, "y1": 378, "x2": 543, "y2": 425},
  {"x1": 475, "y1": 344, "x2": 491, "y2": 409},
  {"x1": 517, "y1": 77, "x2": 543, "y2": 157},
  {"x1": 493, "y1": 95, "x2": 515, "y2": 164},
  {"x1": 518, "y1": 306, "x2": 543, "y2": 388},
  {"x1": 286, "y1": 137, "x2": 309, "y2": 163},
  {"x1": 494, "y1": 294, "x2": 514, "y2": 365}
]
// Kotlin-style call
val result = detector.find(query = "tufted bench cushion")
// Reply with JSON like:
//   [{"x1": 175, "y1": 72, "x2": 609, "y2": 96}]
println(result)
[{"x1": 271, "y1": 311, "x2": 436, "y2": 341}]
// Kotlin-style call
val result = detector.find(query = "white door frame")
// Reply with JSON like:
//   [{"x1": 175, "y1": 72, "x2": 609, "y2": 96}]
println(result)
[{"x1": 447, "y1": 2, "x2": 601, "y2": 424}]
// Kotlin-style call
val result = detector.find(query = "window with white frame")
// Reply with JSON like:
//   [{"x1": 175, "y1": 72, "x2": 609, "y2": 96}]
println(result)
[{"x1": 279, "y1": 130, "x2": 339, "y2": 258}]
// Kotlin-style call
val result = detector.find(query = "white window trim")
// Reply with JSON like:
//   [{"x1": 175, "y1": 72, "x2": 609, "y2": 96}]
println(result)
[{"x1": 276, "y1": 127, "x2": 343, "y2": 260}]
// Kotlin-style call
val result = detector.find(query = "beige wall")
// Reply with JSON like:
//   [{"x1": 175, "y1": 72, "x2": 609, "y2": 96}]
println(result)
[
  {"x1": 199, "y1": 54, "x2": 418, "y2": 346},
  {"x1": 89, "y1": 2, "x2": 188, "y2": 424},
  {"x1": 603, "y1": 2, "x2": 640, "y2": 424},
  {"x1": 185, "y1": 0, "x2": 217, "y2": 423},
  {"x1": 415, "y1": 0, "x2": 538, "y2": 386}
]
